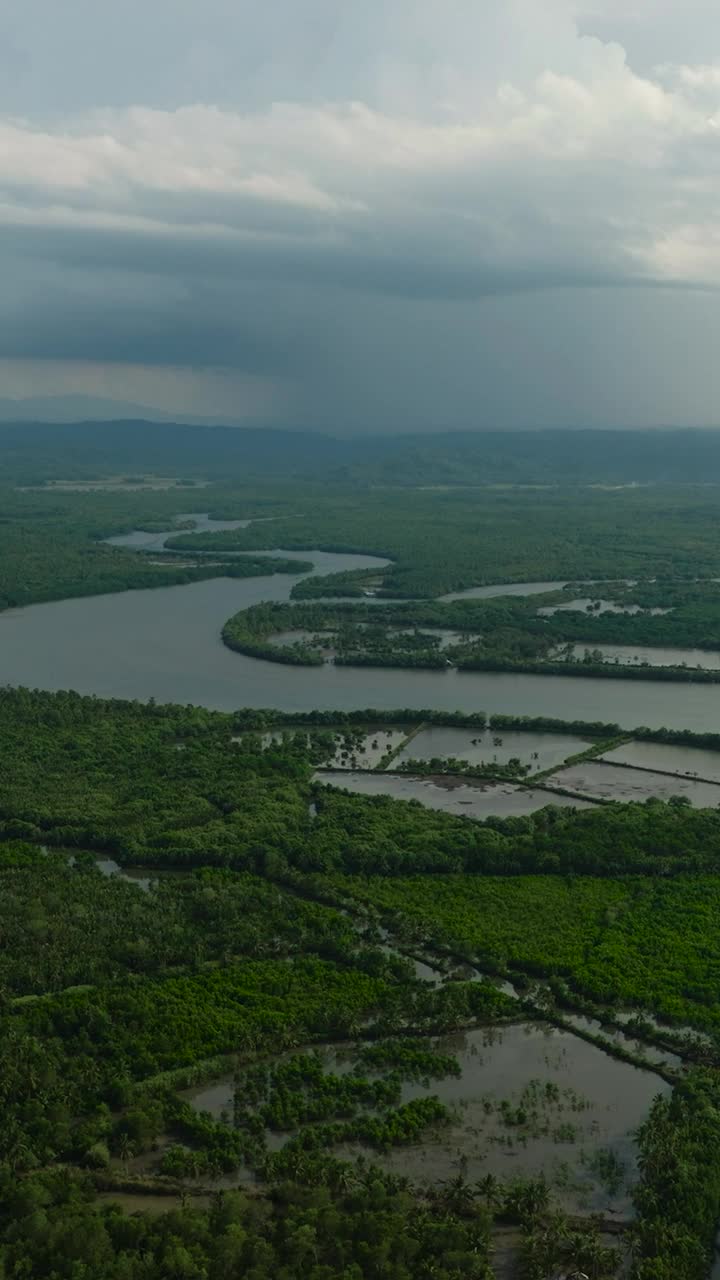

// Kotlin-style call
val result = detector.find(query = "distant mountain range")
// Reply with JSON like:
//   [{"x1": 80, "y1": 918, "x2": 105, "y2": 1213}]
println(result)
[
  {"x1": 4, "y1": 415, "x2": 720, "y2": 487},
  {"x1": 0, "y1": 395, "x2": 245, "y2": 428}
]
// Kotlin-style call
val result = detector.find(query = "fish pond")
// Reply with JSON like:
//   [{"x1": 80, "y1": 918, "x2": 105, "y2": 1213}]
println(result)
[
  {"x1": 601, "y1": 739, "x2": 720, "y2": 784},
  {"x1": 559, "y1": 643, "x2": 720, "y2": 670},
  {"x1": 392, "y1": 726, "x2": 589, "y2": 775},
  {"x1": 314, "y1": 771, "x2": 595, "y2": 819},
  {"x1": 539, "y1": 598, "x2": 668, "y2": 618},
  {"x1": 545, "y1": 761, "x2": 720, "y2": 807}
]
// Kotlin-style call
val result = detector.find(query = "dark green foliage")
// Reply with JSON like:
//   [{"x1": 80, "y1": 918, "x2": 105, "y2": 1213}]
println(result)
[
  {"x1": 173, "y1": 483, "x2": 720, "y2": 598},
  {"x1": 223, "y1": 578, "x2": 720, "y2": 680},
  {"x1": 0, "y1": 1165, "x2": 497, "y2": 1279},
  {"x1": 0, "y1": 485, "x2": 310, "y2": 611},
  {"x1": 9, "y1": 689, "x2": 720, "y2": 886},
  {"x1": 632, "y1": 1072, "x2": 720, "y2": 1278},
  {"x1": 0, "y1": 851, "x2": 367, "y2": 996},
  {"x1": 0, "y1": 957, "x2": 406, "y2": 1168}
]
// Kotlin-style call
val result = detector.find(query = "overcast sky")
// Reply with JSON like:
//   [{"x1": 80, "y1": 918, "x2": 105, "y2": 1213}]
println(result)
[{"x1": 4, "y1": 0, "x2": 720, "y2": 431}]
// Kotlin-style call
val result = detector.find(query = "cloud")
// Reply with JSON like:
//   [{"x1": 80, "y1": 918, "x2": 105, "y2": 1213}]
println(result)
[{"x1": 3, "y1": 1, "x2": 720, "y2": 427}]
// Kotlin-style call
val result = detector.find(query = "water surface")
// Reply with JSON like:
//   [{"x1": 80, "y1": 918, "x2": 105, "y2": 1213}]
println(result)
[
  {"x1": 185, "y1": 1026, "x2": 667, "y2": 1217},
  {"x1": 561, "y1": 643, "x2": 720, "y2": 670},
  {"x1": 539, "y1": 598, "x2": 668, "y2": 617},
  {"x1": 351, "y1": 1024, "x2": 668, "y2": 1214},
  {"x1": 602, "y1": 740, "x2": 720, "y2": 783},
  {"x1": 7, "y1": 527, "x2": 720, "y2": 729},
  {"x1": 314, "y1": 771, "x2": 595, "y2": 819},
  {"x1": 393, "y1": 727, "x2": 587, "y2": 774},
  {"x1": 546, "y1": 761, "x2": 720, "y2": 807},
  {"x1": 441, "y1": 581, "x2": 570, "y2": 602}
]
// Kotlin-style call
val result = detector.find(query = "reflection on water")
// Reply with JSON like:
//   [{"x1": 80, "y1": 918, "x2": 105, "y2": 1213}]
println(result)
[
  {"x1": 106, "y1": 513, "x2": 256, "y2": 552},
  {"x1": 183, "y1": 1024, "x2": 667, "y2": 1216},
  {"x1": 393, "y1": 726, "x2": 588, "y2": 774},
  {"x1": 602, "y1": 739, "x2": 720, "y2": 784},
  {"x1": 4, "y1": 519, "x2": 720, "y2": 730},
  {"x1": 361, "y1": 1024, "x2": 669, "y2": 1215},
  {"x1": 314, "y1": 770, "x2": 595, "y2": 819},
  {"x1": 561, "y1": 642, "x2": 720, "y2": 670},
  {"x1": 539, "y1": 598, "x2": 668, "y2": 618}
]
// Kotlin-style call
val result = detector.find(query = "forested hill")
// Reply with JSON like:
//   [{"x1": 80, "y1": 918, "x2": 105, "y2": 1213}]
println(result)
[{"x1": 7, "y1": 420, "x2": 720, "y2": 486}]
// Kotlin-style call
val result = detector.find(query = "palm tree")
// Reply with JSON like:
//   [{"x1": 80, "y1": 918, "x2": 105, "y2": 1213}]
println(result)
[
  {"x1": 439, "y1": 1173, "x2": 477, "y2": 1216},
  {"x1": 475, "y1": 1173, "x2": 502, "y2": 1210},
  {"x1": 116, "y1": 1133, "x2": 134, "y2": 1169}
]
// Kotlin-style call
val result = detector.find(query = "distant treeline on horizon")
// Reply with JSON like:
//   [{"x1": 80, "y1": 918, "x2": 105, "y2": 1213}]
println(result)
[{"x1": 5, "y1": 419, "x2": 720, "y2": 486}]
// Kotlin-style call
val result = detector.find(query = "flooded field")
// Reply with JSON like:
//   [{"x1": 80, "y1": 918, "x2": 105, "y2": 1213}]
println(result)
[
  {"x1": 602, "y1": 739, "x2": 720, "y2": 783},
  {"x1": 558, "y1": 1013, "x2": 683, "y2": 1072},
  {"x1": 232, "y1": 726, "x2": 411, "y2": 769},
  {"x1": 314, "y1": 770, "x2": 595, "y2": 818},
  {"x1": 183, "y1": 1024, "x2": 668, "y2": 1217},
  {"x1": 325, "y1": 729, "x2": 409, "y2": 769},
  {"x1": 546, "y1": 761, "x2": 720, "y2": 807},
  {"x1": 559, "y1": 643, "x2": 720, "y2": 670},
  {"x1": 393, "y1": 726, "x2": 588, "y2": 774},
  {"x1": 390, "y1": 627, "x2": 477, "y2": 651},
  {"x1": 350, "y1": 1025, "x2": 668, "y2": 1215},
  {"x1": 539, "y1": 598, "x2": 668, "y2": 617},
  {"x1": 270, "y1": 626, "x2": 477, "y2": 660},
  {"x1": 441, "y1": 581, "x2": 570, "y2": 602}
]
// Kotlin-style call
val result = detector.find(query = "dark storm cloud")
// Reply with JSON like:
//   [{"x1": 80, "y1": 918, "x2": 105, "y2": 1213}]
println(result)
[
  {"x1": 3, "y1": 0, "x2": 720, "y2": 426},
  {"x1": 1, "y1": 218, "x2": 636, "y2": 306}
]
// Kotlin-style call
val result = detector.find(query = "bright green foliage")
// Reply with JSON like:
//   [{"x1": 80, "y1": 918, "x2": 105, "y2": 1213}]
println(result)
[
  {"x1": 355, "y1": 1039, "x2": 461, "y2": 1079},
  {"x1": 339, "y1": 873, "x2": 720, "y2": 1032}
]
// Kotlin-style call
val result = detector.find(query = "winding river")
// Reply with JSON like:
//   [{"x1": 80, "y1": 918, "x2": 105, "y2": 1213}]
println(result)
[{"x1": 1, "y1": 516, "x2": 719, "y2": 730}]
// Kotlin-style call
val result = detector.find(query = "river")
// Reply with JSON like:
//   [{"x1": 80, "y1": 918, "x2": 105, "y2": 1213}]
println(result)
[{"x1": 1, "y1": 520, "x2": 720, "y2": 729}]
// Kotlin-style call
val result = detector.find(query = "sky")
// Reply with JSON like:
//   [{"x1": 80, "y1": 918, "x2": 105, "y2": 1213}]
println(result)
[{"x1": 3, "y1": 0, "x2": 720, "y2": 432}]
